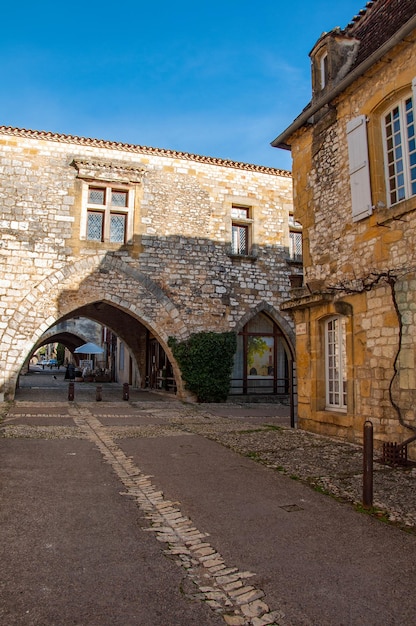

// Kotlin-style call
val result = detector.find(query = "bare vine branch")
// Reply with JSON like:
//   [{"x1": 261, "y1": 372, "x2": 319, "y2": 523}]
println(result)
[{"x1": 327, "y1": 267, "x2": 416, "y2": 435}]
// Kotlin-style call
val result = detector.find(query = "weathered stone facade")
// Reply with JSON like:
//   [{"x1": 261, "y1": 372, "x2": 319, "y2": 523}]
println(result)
[
  {"x1": 0, "y1": 126, "x2": 295, "y2": 401},
  {"x1": 273, "y1": 0, "x2": 416, "y2": 456}
]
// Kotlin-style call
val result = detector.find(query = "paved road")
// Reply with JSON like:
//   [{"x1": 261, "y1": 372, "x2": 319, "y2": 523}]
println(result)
[{"x1": 1, "y1": 372, "x2": 416, "y2": 625}]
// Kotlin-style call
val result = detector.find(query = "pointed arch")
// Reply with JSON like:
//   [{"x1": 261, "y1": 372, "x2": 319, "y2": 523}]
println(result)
[
  {"x1": 230, "y1": 304, "x2": 296, "y2": 408},
  {"x1": 235, "y1": 301, "x2": 295, "y2": 357}
]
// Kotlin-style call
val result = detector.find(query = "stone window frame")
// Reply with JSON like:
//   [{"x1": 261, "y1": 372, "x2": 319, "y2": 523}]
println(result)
[
  {"x1": 226, "y1": 196, "x2": 257, "y2": 260},
  {"x1": 288, "y1": 212, "x2": 303, "y2": 262},
  {"x1": 380, "y1": 85, "x2": 416, "y2": 208},
  {"x1": 366, "y1": 79, "x2": 416, "y2": 222},
  {"x1": 231, "y1": 205, "x2": 252, "y2": 255},
  {"x1": 324, "y1": 315, "x2": 347, "y2": 412},
  {"x1": 319, "y1": 50, "x2": 329, "y2": 91},
  {"x1": 83, "y1": 183, "x2": 134, "y2": 244},
  {"x1": 310, "y1": 40, "x2": 330, "y2": 97},
  {"x1": 71, "y1": 158, "x2": 144, "y2": 246}
]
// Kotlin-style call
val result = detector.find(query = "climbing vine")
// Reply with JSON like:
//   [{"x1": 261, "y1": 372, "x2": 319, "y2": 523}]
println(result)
[
  {"x1": 328, "y1": 267, "x2": 416, "y2": 434},
  {"x1": 168, "y1": 331, "x2": 237, "y2": 402}
]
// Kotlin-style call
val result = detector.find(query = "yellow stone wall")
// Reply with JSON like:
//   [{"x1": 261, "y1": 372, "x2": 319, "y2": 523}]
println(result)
[{"x1": 285, "y1": 30, "x2": 416, "y2": 456}]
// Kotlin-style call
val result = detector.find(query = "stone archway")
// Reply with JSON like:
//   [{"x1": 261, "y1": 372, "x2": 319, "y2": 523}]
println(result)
[{"x1": 1, "y1": 255, "x2": 188, "y2": 401}]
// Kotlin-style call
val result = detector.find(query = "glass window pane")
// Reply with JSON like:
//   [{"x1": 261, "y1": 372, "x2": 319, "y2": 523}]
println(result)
[
  {"x1": 326, "y1": 316, "x2": 347, "y2": 409},
  {"x1": 110, "y1": 213, "x2": 126, "y2": 243},
  {"x1": 87, "y1": 211, "x2": 103, "y2": 241},
  {"x1": 232, "y1": 224, "x2": 248, "y2": 255},
  {"x1": 384, "y1": 95, "x2": 416, "y2": 203},
  {"x1": 88, "y1": 188, "x2": 105, "y2": 205},
  {"x1": 247, "y1": 336, "x2": 274, "y2": 377},
  {"x1": 111, "y1": 190, "x2": 128, "y2": 207},
  {"x1": 231, "y1": 206, "x2": 249, "y2": 219},
  {"x1": 289, "y1": 231, "x2": 303, "y2": 260}
]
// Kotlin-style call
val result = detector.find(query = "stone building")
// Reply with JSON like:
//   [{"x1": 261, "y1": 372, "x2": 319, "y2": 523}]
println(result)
[
  {"x1": 272, "y1": 0, "x2": 416, "y2": 457},
  {"x1": 0, "y1": 125, "x2": 297, "y2": 404}
]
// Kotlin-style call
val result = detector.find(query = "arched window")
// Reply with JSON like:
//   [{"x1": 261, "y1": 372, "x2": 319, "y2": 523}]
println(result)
[
  {"x1": 325, "y1": 316, "x2": 347, "y2": 410},
  {"x1": 230, "y1": 312, "x2": 289, "y2": 396},
  {"x1": 382, "y1": 86, "x2": 416, "y2": 206}
]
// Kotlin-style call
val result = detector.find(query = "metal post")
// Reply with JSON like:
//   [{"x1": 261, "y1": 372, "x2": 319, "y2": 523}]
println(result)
[
  {"x1": 68, "y1": 382, "x2": 75, "y2": 401},
  {"x1": 96, "y1": 385, "x2": 102, "y2": 402},
  {"x1": 363, "y1": 420, "x2": 373, "y2": 508},
  {"x1": 289, "y1": 360, "x2": 295, "y2": 428},
  {"x1": 123, "y1": 383, "x2": 129, "y2": 401}
]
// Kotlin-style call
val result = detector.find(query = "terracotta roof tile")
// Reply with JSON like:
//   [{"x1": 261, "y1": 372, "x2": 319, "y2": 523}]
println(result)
[
  {"x1": 344, "y1": 0, "x2": 416, "y2": 69},
  {"x1": 0, "y1": 125, "x2": 291, "y2": 178}
]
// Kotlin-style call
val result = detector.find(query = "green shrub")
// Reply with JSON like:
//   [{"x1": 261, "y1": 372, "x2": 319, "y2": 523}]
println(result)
[
  {"x1": 56, "y1": 343, "x2": 65, "y2": 366},
  {"x1": 168, "y1": 331, "x2": 237, "y2": 402}
]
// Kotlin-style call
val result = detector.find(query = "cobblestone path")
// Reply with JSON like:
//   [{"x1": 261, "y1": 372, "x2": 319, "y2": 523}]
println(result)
[{"x1": 70, "y1": 405, "x2": 284, "y2": 626}]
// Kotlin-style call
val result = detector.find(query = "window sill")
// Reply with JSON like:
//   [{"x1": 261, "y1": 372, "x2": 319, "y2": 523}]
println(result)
[
  {"x1": 286, "y1": 256, "x2": 303, "y2": 266},
  {"x1": 80, "y1": 240, "x2": 133, "y2": 256},
  {"x1": 81, "y1": 239, "x2": 132, "y2": 247},
  {"x1": 316, "y1": 409, "x2": 350, "y2": 427},
  {"x1": 228, "y1": 253, "x2": 258, "y2": 262},
  {"x1": 376, "y1": 196, "x2": 416, "y2": 225}
]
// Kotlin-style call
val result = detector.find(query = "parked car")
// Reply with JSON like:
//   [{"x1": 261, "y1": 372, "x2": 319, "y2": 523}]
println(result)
[
  {"x1": 39, "y1": 359, "x2": 49, "y2": 368},
  {"x1": 48, "y1": 358, "x2": 58, "y2": 367}
]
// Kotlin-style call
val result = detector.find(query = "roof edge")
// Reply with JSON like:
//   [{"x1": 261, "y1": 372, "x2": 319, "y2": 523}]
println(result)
[
  {"x1": 0, "y1": 125, "x2": 291, "y2": 178},
  {"x1": 271, "y1": 13, "x2": 416, "y2": 150}
]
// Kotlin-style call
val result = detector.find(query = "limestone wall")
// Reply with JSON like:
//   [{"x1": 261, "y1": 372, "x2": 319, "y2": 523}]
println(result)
[
  {"x1": 0, "y1": 127, "x2": 294, "y2": 400},
  {"x1": 286, "y1": 31, "x2": 416, "y2": 452}
]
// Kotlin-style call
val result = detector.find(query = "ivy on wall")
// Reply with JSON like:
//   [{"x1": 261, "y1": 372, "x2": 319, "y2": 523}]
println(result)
[{"x1": 168, "y1": 331, "x2": 237, "y2": 402}]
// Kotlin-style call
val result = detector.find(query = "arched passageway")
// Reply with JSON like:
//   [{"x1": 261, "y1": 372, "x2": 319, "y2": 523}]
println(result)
[
  {"x1": 20, "y1": 302, "x2": 180, "y2": 398},
  {"x1": 18, "y1": 307, "x2": 296, "y2": 421}
]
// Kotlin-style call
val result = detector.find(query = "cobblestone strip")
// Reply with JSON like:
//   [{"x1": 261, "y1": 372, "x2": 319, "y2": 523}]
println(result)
[{"x1": 70, "y1": 406, "x2": 285, "y2": 626}]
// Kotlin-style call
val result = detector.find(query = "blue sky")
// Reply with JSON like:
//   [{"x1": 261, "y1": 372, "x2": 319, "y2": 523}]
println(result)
[{"x1": 1, "y1": 1, "x2": 364, "y2": 170}]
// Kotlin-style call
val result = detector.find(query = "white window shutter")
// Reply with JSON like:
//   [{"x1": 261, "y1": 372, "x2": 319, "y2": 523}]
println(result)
[{"x1": 346, "y1": 115, "x2": 373, "y2": 222}]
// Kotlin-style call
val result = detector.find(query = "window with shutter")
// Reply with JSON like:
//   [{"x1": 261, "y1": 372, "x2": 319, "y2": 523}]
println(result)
[{"x1": 346, "y1": 115, "x2": 373, "y2": 222}]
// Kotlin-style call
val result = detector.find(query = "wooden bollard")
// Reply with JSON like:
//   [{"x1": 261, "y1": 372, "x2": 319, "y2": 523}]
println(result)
[
  {"x1": 123, "y1": 383, "x2": 129, "y2": 401},
  {"x1": 96, "y1": 385, "x2": 102, "y2": 402},
  {"x1": 68, "y1": 382, "x2": 75, "y2": 401}
]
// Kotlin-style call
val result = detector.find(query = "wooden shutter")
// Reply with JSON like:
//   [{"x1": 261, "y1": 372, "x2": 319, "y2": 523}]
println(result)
[{"x1": 346, "y1": 115, "x2": 373, "y2": 222}]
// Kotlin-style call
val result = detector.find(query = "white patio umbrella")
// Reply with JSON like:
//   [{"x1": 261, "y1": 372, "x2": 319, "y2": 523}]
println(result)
[
  {"x1": 74, "y1": 342, "x2": 105, "y2": 374},
  {"x1": 74, "y1": 342, "x2": 104, "y2": 355}
]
